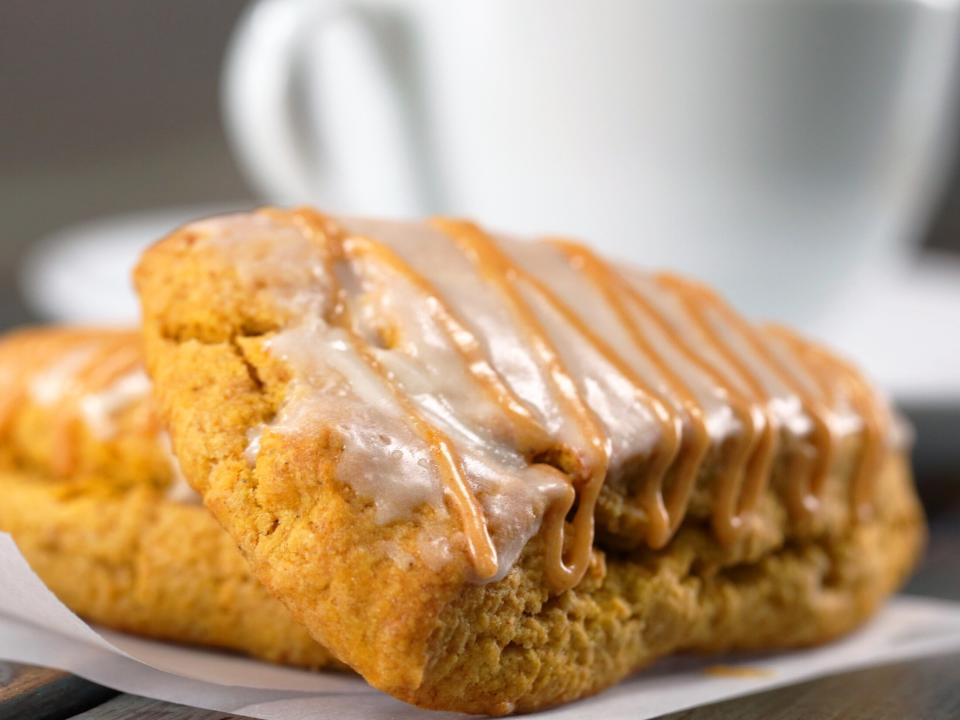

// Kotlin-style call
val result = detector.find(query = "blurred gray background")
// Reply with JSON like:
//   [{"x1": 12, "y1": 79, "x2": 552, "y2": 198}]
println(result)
[{"x1": 0, "y1": 1, "x2": 254, "y2": 327}]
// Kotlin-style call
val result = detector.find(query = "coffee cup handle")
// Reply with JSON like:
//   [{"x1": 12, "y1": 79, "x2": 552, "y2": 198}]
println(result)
[{"x1": 222, "y1": 0, "x2": 426, "y2": 214}]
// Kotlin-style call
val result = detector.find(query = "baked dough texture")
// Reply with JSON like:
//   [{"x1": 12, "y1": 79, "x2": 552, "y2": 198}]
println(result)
[
  {"x1": 135, "y1": 208, "x2": 925, "y2": 714},
  {"x1": 0, "y1": 327, "x2": 335, "y2": 669}
]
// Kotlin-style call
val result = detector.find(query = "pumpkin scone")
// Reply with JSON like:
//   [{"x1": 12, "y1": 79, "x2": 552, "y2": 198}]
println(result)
[
  {"x1": 0, "y1": 326, "x2": 337, "y2": 669},
  {"x1": 135, "y1": 208, "x2": 924, "y2": 715}
]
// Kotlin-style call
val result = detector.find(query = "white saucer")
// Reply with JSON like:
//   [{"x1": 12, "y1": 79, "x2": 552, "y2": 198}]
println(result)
[{"x1": 20, "y1": 207, "x2": 960, "y2": 408}]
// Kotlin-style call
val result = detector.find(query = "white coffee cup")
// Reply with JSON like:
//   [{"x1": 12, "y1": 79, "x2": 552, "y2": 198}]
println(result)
[{"x1": 222, "y1": 0, "x2": 960, "y2": 324}]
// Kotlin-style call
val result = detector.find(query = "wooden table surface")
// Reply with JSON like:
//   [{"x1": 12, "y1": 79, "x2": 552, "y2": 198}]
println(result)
[{"x1": 2, "y1": 503, "x2": 958, "y2": 719}]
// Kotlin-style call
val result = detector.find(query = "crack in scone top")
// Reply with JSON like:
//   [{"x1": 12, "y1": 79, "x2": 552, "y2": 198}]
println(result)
[{"x1": 193, "y1": 207, "x2": 895, "y2": 593}]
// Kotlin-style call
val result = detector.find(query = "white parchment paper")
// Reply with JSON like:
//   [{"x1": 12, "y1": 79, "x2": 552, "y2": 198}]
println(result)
[{"x1": 2, "y1": 532, "x2": 959, "y2": 719}]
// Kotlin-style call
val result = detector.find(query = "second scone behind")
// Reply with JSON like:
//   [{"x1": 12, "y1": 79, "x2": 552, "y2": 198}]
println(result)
[{"x1": 0, "y1": 326, "x2": 338, "y2": 669}]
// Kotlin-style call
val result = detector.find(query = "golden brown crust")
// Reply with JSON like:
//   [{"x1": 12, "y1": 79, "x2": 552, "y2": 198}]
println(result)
[
  {"x1": 0, "y1": 471, "x2": 336, "y2": 668},
  {"x1": 410, "y1": 454, "x2": 922, "y2": 713},
  {"x1": 0, "y1": 326, "x2": 338, "y2": 669},
  {"x1": 135, "y1": 211, "x2": 925, "y2": 714}
]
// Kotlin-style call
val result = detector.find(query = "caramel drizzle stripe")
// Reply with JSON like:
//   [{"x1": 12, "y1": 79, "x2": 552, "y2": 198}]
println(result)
[
  {"x1": 658, "y1": 274, "x2": 836, "y2": 518},
  {"x1": 48, "y1": 332, "x2": 143, "y2": 476},
  {"x1": 257, "y1": 208, "x2": 882, "y2": 589},
  {"x1": 617, "y1": 281, "x2": 770, "y2": 543},
  {"x1": 767, "y1": 333, "x2": 838, "y2": 408},
  {"x1": 655, "y1": 275, "x2": 809, "y2": 520},
  {"x1": 0, "y1": 329, "x2": 144, "y2": 478},
  {"x1": 518, "y1": 266, "x2": 682, "y2": 549},
  {"x1": 509, "y1": 248, "x2": 685, "y2": 549},
  {"x1": 0, "y1": 328, "x2": 98, "y2": 433},
  {"x1": 284, "y1": 208, "x2": 499, "y2": 580},
  {"x1": 0, "y1": 332, "x2": 59, "y2": 433},
  {"x1": 766, "y1": 325, "x2": 887, "y2": 520},
  {"x1": 75, "y1": 336, "x2": 142, "y2": 391},
  {"x1": 433, "y1": 218, "x2": 616, "y2": 590},
  {"x1": 342, "y1": 235, "x2": 552, "y2": 455},
  {"x1": 343, "y1": 330, "x2": 500, "y2": 578},
  {"x1": 630, "y1": 275, "x2": 777, "y2": 540},
  {"x1": 549, "y1": 240, "x2": 714, "y2": 542}
]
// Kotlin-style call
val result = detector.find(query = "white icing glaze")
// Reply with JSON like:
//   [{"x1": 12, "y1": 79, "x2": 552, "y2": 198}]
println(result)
[
  {"x1": 243, "y1": 426, "x2": 262, "y2": 466},
  {"x1": 195, "y1": 212, "x2": 335, "y2": 318},
  {"x1": 191, "y1": 210, "x2": 897, "y2": 590},
  {"x1": 164, "y1": 466, "x2": 200, "y2": 504},
  {"x1": 79, "y1": 369, "x2": 151, "y2": 439},
  {"x1": 417, "y1": 529, "x2": 453, "y2": 572},
  {"x1": 158, "y1": 430, "x2": 202, "y2": 505},
  {"x1": 343, "y1": 218, "x2": 577, "y2": 446},
  {"x1": 29, "y1": 345, "x2": 98, "y2": 405},
  {"x1": 267, "y1": 322, "x2": 445, "y2": 524},
  {"x1": 380, "y1": 540, "x2": 416, "y2": 571},
  {"x1": 627, "y1": 272, "x2": 750, "y2": 396},
  {"x1": 764, "y1": 332, "x2": 861, "y2": 439}
]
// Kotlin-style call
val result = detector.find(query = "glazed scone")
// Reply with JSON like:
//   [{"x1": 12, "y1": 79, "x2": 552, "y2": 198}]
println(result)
[
  {"x1": 0, "y1": 327, "x2": 337, "y2": 669},
  {"x1": 135, "y1": 208, "x2": 924, "y2": 714}
]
